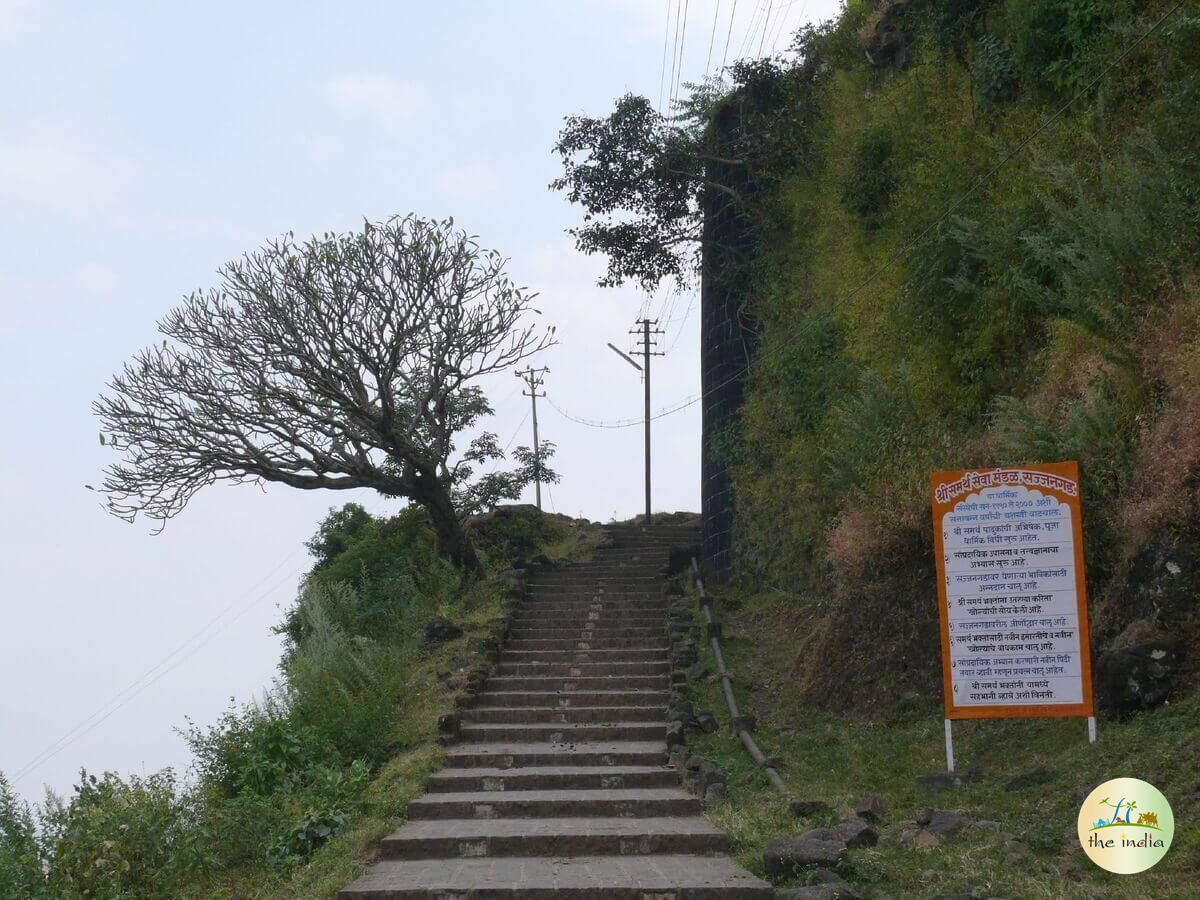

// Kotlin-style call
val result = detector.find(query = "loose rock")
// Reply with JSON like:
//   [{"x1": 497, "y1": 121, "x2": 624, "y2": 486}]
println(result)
[
  {"x1": 423, "y1": 616, "x2": 463, "y2": 645},
  {"x1": 763, "y1": 836, "x2": 847, "y2": 876},
  {"x1": 855, "y1": 793, "x2": 887, "y2": 823},
  {"x1": 791, "y1": 799, "x2": 835, "y2": 818}
]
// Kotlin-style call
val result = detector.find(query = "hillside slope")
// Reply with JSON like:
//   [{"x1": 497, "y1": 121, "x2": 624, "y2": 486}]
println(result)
[{"x1": 721, "y1": 0, "x2": 1200, "y2": 711}]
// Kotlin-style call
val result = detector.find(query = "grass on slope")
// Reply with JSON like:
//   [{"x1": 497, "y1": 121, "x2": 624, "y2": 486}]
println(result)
[{"x1": 686, "y1": 589, "x2": 1199, "y2": 898}]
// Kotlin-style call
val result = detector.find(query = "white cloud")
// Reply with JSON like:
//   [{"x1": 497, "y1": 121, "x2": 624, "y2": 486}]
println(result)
[
  {"x1": 435, "y1": 162, "x2": 501, "y2": 200},
  {"x1": 323, "y1": 73, "x2": 429, "y2": 133}
]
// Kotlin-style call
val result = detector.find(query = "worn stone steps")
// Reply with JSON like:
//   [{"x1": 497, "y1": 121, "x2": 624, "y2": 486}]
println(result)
[
  {"x1": 461, "y1": 705, "x2": 666, "y2": 725},
  {"x1": 340, "y1": 854, "x2": 772, "y2": 898},
  {"x1": 467, "y1": 690, "x2": 670, "y2": 708},
  {"x1": 340, "y1": 520, "x2": 770, "y2": 897},
  {"x1": 378, "y1": 815, "x2": 730, "y2": 859},
  {"x1": 406, "y1": 788, "x2": 701, "y2": 820},
  {"x1": 506, "y1": 637, "x2": 670, "y2": 651},
  {"x1": 501, "y1": 648, "x2": 667, "y2": 664},
  {"x1": 484, "y1": 672, "x2": 672, "y2": 686},
  {"x1": 425, "y1": 765, "x2": 680, "y2": 793},
  {"x1": 443, "y1": 740, "x2": 668, "y2": 769},
  {"x1": 459, "y1": 721, "x2": 667, "y2": 743}
]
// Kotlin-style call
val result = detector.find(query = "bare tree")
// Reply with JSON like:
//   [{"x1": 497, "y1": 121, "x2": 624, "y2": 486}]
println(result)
[{"x1": 94, "y1": 215, "x2": 555, "y2": 574}]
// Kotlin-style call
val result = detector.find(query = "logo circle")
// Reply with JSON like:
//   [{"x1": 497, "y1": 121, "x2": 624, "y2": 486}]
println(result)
[{"x1": 1078, "y1": 777, "x2": 1173, "y2": 873}]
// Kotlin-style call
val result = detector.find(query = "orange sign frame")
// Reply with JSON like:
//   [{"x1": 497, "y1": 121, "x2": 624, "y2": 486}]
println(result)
[{"x1": 931, "y1": 461, "x2": 1095, "y2": 720}]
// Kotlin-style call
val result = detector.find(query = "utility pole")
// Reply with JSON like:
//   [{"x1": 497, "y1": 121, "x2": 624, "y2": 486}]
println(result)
[
  {"x1": 632, "y1": 320, "x2": 664, "y2": 523},
  {"x1": 515, "y1": 366, "x2": 549, "y2": 510}
]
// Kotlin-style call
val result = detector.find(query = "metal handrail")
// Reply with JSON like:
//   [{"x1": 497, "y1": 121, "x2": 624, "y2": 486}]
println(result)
[{"x1": 690, "y1": 558, "x2": 788, "y2": 795}]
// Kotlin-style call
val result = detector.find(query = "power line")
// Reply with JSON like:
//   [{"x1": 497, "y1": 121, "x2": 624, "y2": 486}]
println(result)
[
  {"x1": 659, "y1": 0, "x2": 676, "y2": 118},
  {"x1": 669, "y1": 0, "x2": 692, "y2": 121},
  {"x1": 666, "y1": 0, "x2": 684, "y2": 121},
  {"x1": 705, "y1": 0, "x2": 722, "y2": 78},
  {"x1": 12, "y1": 556, "x2": 306, "y2": 783},
  {"x1": 759, "y1": 0, "x2": 775, "y2": 56},
  {"x1": 547, "y1": 392, "x2": 700, "y2": 430},
  {"x1": 720, "y1": 0, "x2": 739, "y2": 71}
]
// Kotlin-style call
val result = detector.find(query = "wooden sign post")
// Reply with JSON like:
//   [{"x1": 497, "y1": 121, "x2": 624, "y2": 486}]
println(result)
[{"x1": 931, "y1": 462, "x2": 1096, "y2": 772}]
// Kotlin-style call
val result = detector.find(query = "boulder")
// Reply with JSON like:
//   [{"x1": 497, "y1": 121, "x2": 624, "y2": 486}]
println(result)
[
  {"x1": 921, "y1": 810, "x2": 973, "y2": 837},
  {"x1": 666, "y1": 721, "x2": 685, "y2": 749},
  {"x1": 855, "y1": 793, "x2": 887, "y2": 823},
  {"x1": 1095, "y1": 638, "x2": 1184, "y2": 716},
  {"x1": 763, "y1": 836, "x2": 847, "y2": 876},
  {"x1": 695, "y1": 712, "x2": 719, "y2": 734},
  {"x1": 791, "y1": 799, "x2": 835, "y2": 818},
  {"x1": 423, "y1": 616, "x2": 463, "y2": 645},
  {"x1": 805, "y1": 818, "x2": 878, "y2": 850},
  {"x1": 686, "y1": 661, "x2": 710, "y2": 682},
  {"x1": 703, "y1": 782, "x2": 726, "y2": 804}
]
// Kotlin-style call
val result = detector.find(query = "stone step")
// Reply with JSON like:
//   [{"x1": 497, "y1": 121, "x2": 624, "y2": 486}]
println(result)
[
  {"x1": 495, "y1": 661, "x2": 671, "y2": 677},
  {"x1": 426, "y1": 765, "x2": 680, "y2": 793},
  {"x1": 461, "y1": 705, "x2": 666, "y2": 725},
  {"x1": 520, "y1": 600, "x2": 667, "y2": 607},
  {"x1": 339, "y1": 854, "x2": 772, "y2": 898},
  {"x1": 378, "y1": 815, "x2": 729, "y2": 860},
  {"x1": 444, "y1": 741, "x2": 667, "y2": 769},
  {"x1": 505, "y1": 637, "x2": 669, "y2": 651},
  {"x1": 484, "y1": 674, "x2": 670, "y2": 691},
  {"x1": 508, "y1": 625, "x2": 666, "y2": 637},
  {"x1": 459, "y1": 721, "x2": 666, "y2": 743},
  {"x1": 406, "y1": 787, "x2": 701, "y2": 820},
  {"x1": 510, "y1": 612, "x2": 666, "y2": 625},
  {"x1": 468, "y1": 690, "x2": 670, "y2": 708},
  {"x1": 501, "y1": 648, "x2": 667, "y2": 663}
]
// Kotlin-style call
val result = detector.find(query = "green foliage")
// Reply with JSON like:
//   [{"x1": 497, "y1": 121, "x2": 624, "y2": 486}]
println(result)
[
  {"x1": 42, "y1": 769, "x2": 208, "y2": 899},
  {"x1": 265, "y1": 762, "x2": 370, "y2": 870},
  {"x1": 184, "y1": 701, "x2": 333, "y2": 800},
  {"x1": 0, "y1": 773, "x2": 48, "y2": 899},
  {"x1": 283, "y1": 582, "x2": 416, "y2": 762},
  {"x1": 306, "y1": 502, "x2": 374, "y2": 570},
  {"x1": 1008, "y1": 136, "x2": 1184, "y2": 338},
  {"x1": 280, "y1": 505, "x2": 456, "y2": 648},
  {"x1": 841, "y1": 125, "x2": 899, "y2": 228},
  {"x1": 972, "y1": 34, "x2": 1019, "y2": 116},
  {"x1": 1005, "y1": 0, "x2": 1134, "y2": 99}
]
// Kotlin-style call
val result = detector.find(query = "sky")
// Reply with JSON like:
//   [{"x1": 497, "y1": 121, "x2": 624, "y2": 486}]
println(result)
[{"x1": 0, "y1": 0, "x2": 841, "y2": 807}]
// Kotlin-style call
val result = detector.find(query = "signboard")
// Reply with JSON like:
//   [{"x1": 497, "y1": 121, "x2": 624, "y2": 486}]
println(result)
[{"x1": 931, "y1": 462, "x2": 1094, "y2": 720}]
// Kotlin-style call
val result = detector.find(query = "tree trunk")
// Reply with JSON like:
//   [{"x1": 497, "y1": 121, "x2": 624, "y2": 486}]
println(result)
[{"x1": 413, "y1": 470, "x2": 482, "y2": 577}]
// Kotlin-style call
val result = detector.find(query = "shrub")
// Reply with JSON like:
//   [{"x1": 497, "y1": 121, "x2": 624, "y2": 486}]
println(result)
[
  {"x1": 42, "y1": 770, "x2": 208, "y2": 899},
  {"x1": 1007, "y1": 134, "x2": 1184, "y2": 338},
  {"x1": 0, "y1": 773, "x2": 48, "y2": 899},
  {"x1": 183, "y1": 700, "x2": 332, "y2": 800},
  {"x1": 842, "y1": 125, "x2": 899, "y2": 228},
  {"x1": 1006, "y1": 0, "x2": 1134, "y2": 99},
  {"x1": 972, "y1": 33, "x2": 1019, "y2": 116}
]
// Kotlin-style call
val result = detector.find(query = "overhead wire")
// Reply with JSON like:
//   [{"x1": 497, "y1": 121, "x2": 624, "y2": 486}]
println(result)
[
  {"x1": 758, "y1": 0, "x2": 775, "y2": 56},
  {"x1": 705, "y1": 0, "x2": 722, "y2": 78},
  {"x1": 12, "y1": 555, "x2": 307, "y2": 783},
  {"x1": 720, "y1": 0, "x2": 739, "y2": 71},
  {"x1": 658, "y1": 0, "x2": 675, "y2": 118}
]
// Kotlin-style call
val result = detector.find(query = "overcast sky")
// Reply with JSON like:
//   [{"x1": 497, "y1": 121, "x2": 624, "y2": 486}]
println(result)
[{"x1": 0, "y1": 0, "x2": 841, "y2": 806}]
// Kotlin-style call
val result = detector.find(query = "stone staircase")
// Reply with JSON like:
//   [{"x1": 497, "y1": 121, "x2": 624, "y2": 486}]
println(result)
[{"x1": 340, "y1": 520, "x2": 772, "y2": 898}]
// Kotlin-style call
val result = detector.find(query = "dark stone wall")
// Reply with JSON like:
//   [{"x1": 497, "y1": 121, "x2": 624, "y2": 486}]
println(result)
[{"x1": 700, "y1": 96, "x2": 759, "y2": 581}]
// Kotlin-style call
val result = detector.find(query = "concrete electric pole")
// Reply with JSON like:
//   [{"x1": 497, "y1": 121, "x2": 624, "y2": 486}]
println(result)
[{"x1": 515, "y1": 366, "x2": 549, "y2": 510}]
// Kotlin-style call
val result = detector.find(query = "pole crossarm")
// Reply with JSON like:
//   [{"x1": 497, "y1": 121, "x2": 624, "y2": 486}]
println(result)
[{"x1": 514, "y1": 366, "x2": 549, "y2": 510}]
